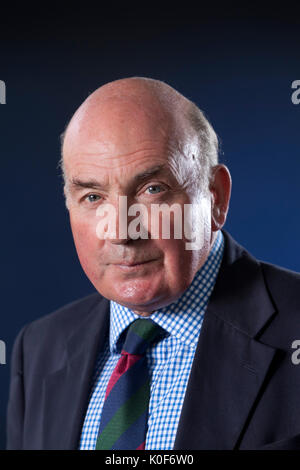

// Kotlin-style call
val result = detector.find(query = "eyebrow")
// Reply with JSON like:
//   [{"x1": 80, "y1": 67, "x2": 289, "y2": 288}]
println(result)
[
  {"x1": 69, "y1": 164, "x2": 168, "y2": 192},
  {"x1": 69, "y1": 178, "x2": 106, "y2": 191},
  {"x1": 133, "y1": 164, "x2": 168, "y2": 182}
]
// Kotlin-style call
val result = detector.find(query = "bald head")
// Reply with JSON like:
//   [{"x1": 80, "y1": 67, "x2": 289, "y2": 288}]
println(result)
[
  {"x1": 60, "y1": 77, "x2": 219, "y2": 195},
  {"x1": 63, "y1": 77, "x2": 198, "y2": 134}
]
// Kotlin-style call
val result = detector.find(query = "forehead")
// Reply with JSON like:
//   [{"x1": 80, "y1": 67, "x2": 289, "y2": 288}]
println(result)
[
  {"x1": 63, "y1": 97, "x2": 189, "y2": 181},
  {"x1": 65, "y1": 149, "x2": 184, "y2": 192},
  {"x1": 64, "y1": 97, "x2": 172, "y2": 154}
]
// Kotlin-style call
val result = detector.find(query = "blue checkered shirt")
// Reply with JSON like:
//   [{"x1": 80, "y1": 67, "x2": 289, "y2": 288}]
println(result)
[{"x1": 79, "y1": 230, "x2": 224, "y2": 450}]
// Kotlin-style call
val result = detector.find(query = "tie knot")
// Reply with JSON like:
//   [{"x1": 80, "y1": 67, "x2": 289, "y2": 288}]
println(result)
[{"x1": 122, "y1": 318, "x2": 165, "y2": 355}]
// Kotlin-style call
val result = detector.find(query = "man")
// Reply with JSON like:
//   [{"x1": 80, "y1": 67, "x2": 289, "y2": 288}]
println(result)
[{"x1": 7, "y1": 77, "x2": 300, "y2": 450}]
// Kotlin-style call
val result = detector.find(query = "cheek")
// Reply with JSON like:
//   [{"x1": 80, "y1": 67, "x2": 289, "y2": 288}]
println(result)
[
  {"x1": 158, "y1": 204, "x2": 211, "y2": 283},
  {"x1": 156, "y1": 239, "x2": 194, "y2": 285},
  {"x1": 69, "y1": 213, "x2": 103, "y2": 274}
]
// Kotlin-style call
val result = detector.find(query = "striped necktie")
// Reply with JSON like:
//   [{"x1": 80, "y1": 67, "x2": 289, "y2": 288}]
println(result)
[{"x1": 96, "y1": 318, "x2": 165, "y2": 450}]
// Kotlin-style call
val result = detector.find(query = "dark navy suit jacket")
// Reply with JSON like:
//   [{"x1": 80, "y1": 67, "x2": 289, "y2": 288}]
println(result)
[{"x1": 6, "y1": 231, "x2": 300, "y2": 449}]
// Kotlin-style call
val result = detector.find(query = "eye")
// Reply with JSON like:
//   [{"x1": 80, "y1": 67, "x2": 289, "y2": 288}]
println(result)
[
  {"x1": 145, "y1": 184, "x2": 165, "y2": 195},
  {"x1": 84, "y1": 194, "x2": 102, "y2": 203}
]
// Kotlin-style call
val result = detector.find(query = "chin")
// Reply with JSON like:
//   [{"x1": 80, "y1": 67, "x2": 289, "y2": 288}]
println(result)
[
  {"x1": 114, "y1": 291, "x2": 159, "y2": 311},
  {"x1": 107, "y1": 277, "x2": 167, "y2": 312}
]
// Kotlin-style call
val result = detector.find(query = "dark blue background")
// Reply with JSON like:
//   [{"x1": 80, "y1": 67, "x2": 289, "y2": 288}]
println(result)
[{"x1": 0, "y1": 4, "x2": 299, "y2": 449}]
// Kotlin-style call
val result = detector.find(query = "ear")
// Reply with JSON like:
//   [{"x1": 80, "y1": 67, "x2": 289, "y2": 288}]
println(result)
[{"x1": 209, "y1": 164, "x2": 232, "y2": 232}]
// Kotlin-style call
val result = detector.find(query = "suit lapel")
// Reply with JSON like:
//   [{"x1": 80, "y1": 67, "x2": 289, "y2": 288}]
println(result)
[
  {"x1": 42, "y1": 296, "x2": 110, "y2": 449},
  {"x1": 174, "y1": 231, "x2": 278, "y2": 450}
]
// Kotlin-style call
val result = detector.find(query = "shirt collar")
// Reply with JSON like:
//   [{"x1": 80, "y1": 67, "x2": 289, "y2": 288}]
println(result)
[{"x1": 110, "y1": 230, "x2": 224, "y2": 352}]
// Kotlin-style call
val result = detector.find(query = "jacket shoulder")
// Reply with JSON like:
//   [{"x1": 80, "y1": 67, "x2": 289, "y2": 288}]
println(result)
[
  {"x1": 224, "y1": 230, "x2": 300, "y2": 304},
  {"x1": 222, "y1": 231, "x2": 300, "y2": 342},
  {"x1": 30, "y1": 291, "x2": 102, "y2": 331},
  {"x1": 259, "y1": 261, "x2": 300, "y2": 346},
  {"x1": 20, "y1": 291, "x2": 104, "y2": 348},
  {"x1": 261, "y1": 260, "x2": 300, "y2": 306},
  {"x1": 11, "y1": 291, "x2": 107, "y2": 378}
]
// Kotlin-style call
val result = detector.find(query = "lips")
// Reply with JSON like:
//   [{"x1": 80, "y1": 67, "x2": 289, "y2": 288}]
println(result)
[
  {"x1": 113, "y1": 259, "x2": 155, "y2": 267},
  {"x1": 110, "y1": 259, "x2": 158, "y2": 271}
]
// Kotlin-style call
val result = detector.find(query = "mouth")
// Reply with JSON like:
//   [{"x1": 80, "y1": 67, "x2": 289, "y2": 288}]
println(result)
[{"x1": 111, "y1": 259, "x2": 158, "y2": 271}]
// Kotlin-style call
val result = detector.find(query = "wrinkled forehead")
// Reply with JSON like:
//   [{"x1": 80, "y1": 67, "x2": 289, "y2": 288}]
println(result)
[
  {"x1": 62, "y1": 94, "x2": 200, "y2": 191},
  {"x1": 65, "y1": 95, "x2": 177, "y2": 154},
  {"x1": 65, "y1": 91, "x2": 201, "y2": 163}
]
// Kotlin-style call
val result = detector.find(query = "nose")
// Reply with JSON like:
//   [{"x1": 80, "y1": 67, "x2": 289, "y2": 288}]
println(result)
[
  {"x1": 108, "y1": 219, "x2": 131, "y2": 245},
  {"x1": 106, "y1": 195, "x2": 128, "y2": 245},
  {"x1": 105, "y1": 196, "x2": 147, "y2": 245},
  {"x1": 96, "y1": 195, "x2": 151, "y2": 245}
]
